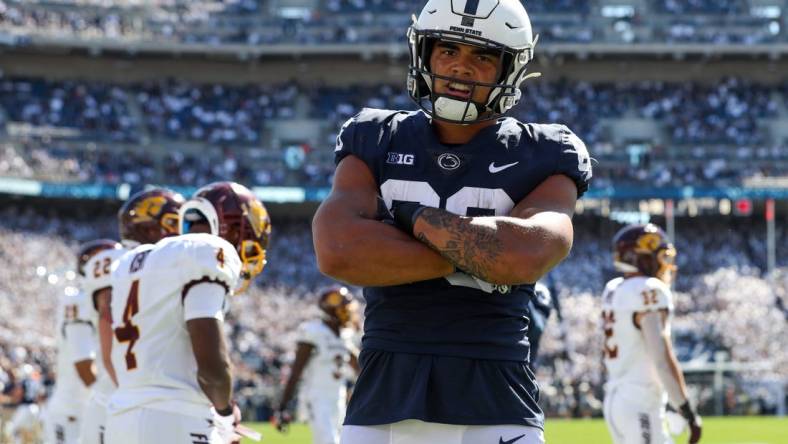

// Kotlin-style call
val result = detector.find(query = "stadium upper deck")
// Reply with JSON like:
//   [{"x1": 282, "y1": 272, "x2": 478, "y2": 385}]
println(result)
[
  {"x1": 1, "y1": 0, "x2": 787, "y2": 56},
  {"x1": 0, "y1": 0, "x2": 786, "y2": 196}
]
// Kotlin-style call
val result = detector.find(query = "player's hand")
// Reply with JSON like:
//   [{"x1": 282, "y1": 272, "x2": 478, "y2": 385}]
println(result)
[
  {"x1": 679, "y1": 401, "x2": 702, "y2": 443},
  {"x1": 271, "y1": 408, "x2": 292, "y2": 433},
  {"x1": 212, "y1": 403, "x2": 242, "y2": 444}
]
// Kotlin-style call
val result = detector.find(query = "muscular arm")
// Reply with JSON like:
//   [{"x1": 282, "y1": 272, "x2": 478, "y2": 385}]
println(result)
[
  {"x1": 188, "y1": 317, "x2": 233, "y2": 411},
  {"x1": 278, "y1": 342, "x2": 314, "y2": 411},
  {"x1": 637, "y1": 310, "x2": 689, "y2": 409},
  {"x1": 313, "y1": 155, "x2": 454, "y2": 286},
  {"x1": 412, "y1": 174, "x2": 577, "y2": 285},
  {"x1": 95, "y1": 288, "x2": 118, "y2": 386}
]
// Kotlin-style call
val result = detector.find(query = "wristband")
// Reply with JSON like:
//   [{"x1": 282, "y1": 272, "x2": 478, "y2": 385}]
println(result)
[
  {"x1": 215, "y1": 403, "x2": 234, "y2": 417},
  {"x1": 679, "y1": 401, "x2": 696, "y2": 422},
  {"x1": 393, "y1": 202, "x2": 427, "y2": 235}
]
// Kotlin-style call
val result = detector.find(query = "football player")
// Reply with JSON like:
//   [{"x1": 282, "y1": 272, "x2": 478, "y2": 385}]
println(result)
[
  {"x1": 83, "y1": 188, "x2": 184, "y2": 444},
  {"x1": 274, "y1": 286, "x2": 360, "y2": 444},
  {"x1": 76, "y1": 238, "x2": 126, "y2": 444},
  {"x1": 312, "y1": 1, "x2": 592, "y2": 443},
  {"x1": 5, "y1": 365, "x2": 44, "y2": 444},
  {"x1": 601, "y1": 224, "x2": 702, "y2": 444},
  {"x1": 104, "y1": 181, "x2": 270, "y2": 444},
  {"x1": 42, "y1": 285, "x2": 96, "y2": 444}
]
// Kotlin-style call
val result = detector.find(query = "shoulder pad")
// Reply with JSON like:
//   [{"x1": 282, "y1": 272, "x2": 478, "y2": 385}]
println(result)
[
  {"x1": 82, "y1": 248, "x2": 127, "y2": 297},
  {"x1": 334, "y1": 108, "x2": 416, "y2": 167},
  {"x1": 297, "y1": 320, "x2": 325, "y2": 345},
  {"x1": 627, "y1": 277, "x2": 673, "y2": 312},
  {"x1": 62, "y1": 290, "x2": 93, "y2": 324},
  {"x1": 526, "y1": 124, "x2": 593, "y2": 197},
  {"x1": 160, "y1": 234, "x2": 242, "y2": 295},
  {"x1": 601, "y1": 277, "x2": 624, "y2": 305}
]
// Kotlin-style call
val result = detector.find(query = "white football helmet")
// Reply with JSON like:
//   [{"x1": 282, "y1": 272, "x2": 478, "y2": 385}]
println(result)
[{"x1": 407, "y1": 0, "x2": 540, "y2": 124}]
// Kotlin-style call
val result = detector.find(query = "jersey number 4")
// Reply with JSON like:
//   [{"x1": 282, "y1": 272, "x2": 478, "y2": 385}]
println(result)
[{"x1": 114, "y1": 280, "x2": 141, "y2": 371}]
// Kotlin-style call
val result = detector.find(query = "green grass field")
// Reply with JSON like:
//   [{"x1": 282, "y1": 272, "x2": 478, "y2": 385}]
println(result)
[{"x1": 241, "y1": 416, "x2": 787, "y2": 443}]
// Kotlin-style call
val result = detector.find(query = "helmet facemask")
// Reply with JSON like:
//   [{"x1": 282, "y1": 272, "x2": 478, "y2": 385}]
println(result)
[
  {"x1": 655, "y1": 245, "x2": 678, "y2": 284},
  {"x1": 407, "y1": 24, "x2": 539, "y2": 125}
]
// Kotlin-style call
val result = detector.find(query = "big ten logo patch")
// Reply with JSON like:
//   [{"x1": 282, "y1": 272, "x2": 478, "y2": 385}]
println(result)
[{"x1": 386, "y1": 152, "x2": 415, "y2": 166}]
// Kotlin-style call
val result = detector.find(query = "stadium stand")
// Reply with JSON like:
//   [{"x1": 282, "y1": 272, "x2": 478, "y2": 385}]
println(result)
[{"x1": 0, "y1": 76, "x2": 787, "y2": 188}]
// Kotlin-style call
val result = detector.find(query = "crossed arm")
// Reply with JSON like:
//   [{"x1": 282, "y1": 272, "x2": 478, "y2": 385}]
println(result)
[{"x1": 313, "y1": 155, "x2": 577, "y2": 286}]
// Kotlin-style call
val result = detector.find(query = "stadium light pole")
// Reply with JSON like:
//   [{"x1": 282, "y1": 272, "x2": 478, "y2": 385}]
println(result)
[{"x1": 766, "y1": 199, "x2": 775, "y2": 274}]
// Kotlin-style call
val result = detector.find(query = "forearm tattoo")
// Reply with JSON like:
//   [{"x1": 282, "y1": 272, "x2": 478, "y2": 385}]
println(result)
[{"x1": 415, "y1": 207, "x2": 504, "y2": 282}]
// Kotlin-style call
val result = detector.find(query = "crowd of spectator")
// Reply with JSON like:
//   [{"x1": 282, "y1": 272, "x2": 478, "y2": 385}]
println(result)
[
  {"x1": 0, "y1": 78, "x2": 139, "y2": 143},
  {"x1": 0, "y1": 207, "x2": 786, "y2": 422},
  {"x1": 0, "y1": 0, "x2": 784, "y2": 46},
  {"x1": 136, "y1": 80, "x2": 300, "y2": 144},
  {"x1": 2, "y1": 75, "x2": 786, "y2": 189}
]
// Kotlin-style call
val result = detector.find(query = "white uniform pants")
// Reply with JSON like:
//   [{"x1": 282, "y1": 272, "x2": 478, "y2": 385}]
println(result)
[
  {"x1": 42, "y1": 409, "x2": 80, "y2": 444},
  {"x1": 8, "y1": 404, "x2": 41, "y2": 443},
  {"x1": 306, "y1": 397, "x2": 344, "y2": 444},
  {"x1": 341, "y1": 419, "x2": 544, "y2": 444},
  {"x1": 105, "y1": 408, "x2": 221, "y2": 444},
  {"x1": 78, "y1": 396, "x2": 108, "y2": 444},
  {"x1": 604, "y1": 384, "x2": 673, "y2": 444}
]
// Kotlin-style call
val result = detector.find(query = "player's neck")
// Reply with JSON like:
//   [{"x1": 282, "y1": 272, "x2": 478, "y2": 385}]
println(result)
[{"x1": 432, "y1": 118, "x2": 497, "y2": 145}]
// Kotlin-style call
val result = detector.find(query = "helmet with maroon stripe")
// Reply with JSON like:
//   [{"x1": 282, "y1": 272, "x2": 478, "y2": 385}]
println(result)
[
  {"x1": 178, "y1": 181, "x2": 271, "y2": 293},
  {"x1": 118, "y1": 188, "x2": 185, "y2": 247},
  {"x1": 76, "y1": 239, "x2": 122, "y2": 277},
  {"x1": 613, "y1": 223, "x2": 677, "y2": 284}
]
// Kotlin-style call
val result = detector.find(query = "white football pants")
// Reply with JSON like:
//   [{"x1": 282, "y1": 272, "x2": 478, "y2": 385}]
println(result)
[
  {"x1": 341, "y1": 419, "x2": 544, "y2": 444},
  {"x1": 306, "y1": 397, "x2": 345, "y2": 444},
  {"x1": 604, "y1": 384, "x2": 673, "y2": 444},
  {"x1": 78, "y1": 395, "x2": 108, "y2": 444},
  {"x1": 105, "y1": 408, "x2": 222, "y2": 444},
  {"x1": 42, "y1": 409, "x2": 80, "y2": 444}
]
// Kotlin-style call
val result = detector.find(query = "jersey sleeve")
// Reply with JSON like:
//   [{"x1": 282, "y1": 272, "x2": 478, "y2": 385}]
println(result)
[
  {"x1": 178, "y1": 234, "x2": 242, "y2": 302},
  {"x1": 64, "y1": 323, "x2": 96, "y2": 362},
  {"x1": 296, "y1": 321, "x2": 321, "y2": 347},
  {"x1": 63, "y1": 292, "x2": 96, "y2": 361},
  {"x1": 333, "y1": 108, "x2": 401, "y2": 173},
  {"x1": 183, "y1": 282, "x2": 227, "y2": 322},
  {"x1": 630, "y1": 278, "x2": 674, "y2": 312},
  {"x1": 554, "y1": 125, "x2": 593, "y2": 197}
]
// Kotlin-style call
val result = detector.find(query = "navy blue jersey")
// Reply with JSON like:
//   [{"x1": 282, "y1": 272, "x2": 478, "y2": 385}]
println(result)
[{"x1": 335, "y1": 109, "x2": 592, "y2": 362}]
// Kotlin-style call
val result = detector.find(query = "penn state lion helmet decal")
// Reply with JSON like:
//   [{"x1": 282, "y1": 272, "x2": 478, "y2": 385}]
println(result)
[{"x1": 407, "y1": 0, "x2": 540, "y2": 124}]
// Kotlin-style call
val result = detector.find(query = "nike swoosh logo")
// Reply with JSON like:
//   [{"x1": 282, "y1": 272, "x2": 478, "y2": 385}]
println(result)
[
  {"x1": 489, "y1": 161, "x2": 519, "y2": 173},
  {"x1": 500, "y1": 434, "x2": 526, "y2": 444},
  {"x1": 427, "y1": 9, "x2": 437, "y2": 14},
  {"x1": 505, "y1": 22, "x2": 520, "y2": 29}
]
